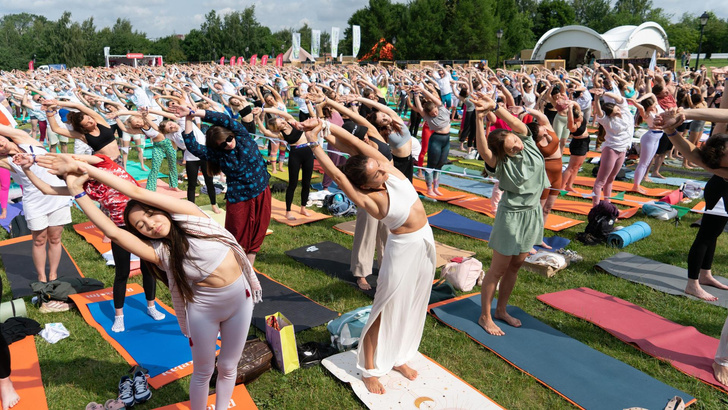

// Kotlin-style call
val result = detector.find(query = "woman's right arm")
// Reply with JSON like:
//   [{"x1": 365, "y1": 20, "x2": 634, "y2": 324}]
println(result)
[
  {"x1": 0, "y1": 123, "x2": 43, "y2": 146},
  {"x1": 473, "y1": 100, "x2": 497, "y2": 169}
]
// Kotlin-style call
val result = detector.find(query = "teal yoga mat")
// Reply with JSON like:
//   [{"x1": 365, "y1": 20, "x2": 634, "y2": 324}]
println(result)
[
  {"x1": 429, "y1": 295, "x2": 695, "y2": 409},
  {"x1": 125, "y1": 161, "x2": 168, "y2": 181}
]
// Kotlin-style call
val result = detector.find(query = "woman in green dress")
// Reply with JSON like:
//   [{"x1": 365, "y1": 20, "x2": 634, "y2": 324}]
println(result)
[{"x1": 473, "y1": 94, "x2": 549, "y2": 336}]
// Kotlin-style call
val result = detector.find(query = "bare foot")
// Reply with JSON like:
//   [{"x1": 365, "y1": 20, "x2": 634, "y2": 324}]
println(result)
[
  {"x1": 172, "y1": 187, "x2": 183, "y2": 192},
  {"x1": 713, "y1": 362, "x2": 728, "y2": 386},
  {"x1": 393, "y1": 364, "x2": 418, "y2": 380},
  {"x1": 631, "y1": 186, "x2": 647, "y2": 194},
  {"x1": 356, "y1": 277, "x2": 372, "y2": 291},
  {"x1": 0, "y1": 210, "x2": 6, "y2": 220},
  {"x1": 494, "y1": 311, "x2": 522, "y2": 328},
  {"x1": 285, "y1": 211, "x2": 297, "y2": 221},
  {"x1": 652, "y1": 172, "x2": 666, "y2": 179},
  {"x1": 416, "y1": 171, "x2": 424, "y2": 179},
  {"x1": 478, "y1": 315, "x2": 505, "y2": 336},
  {"x1": 433, "y1": 187, "x2": 444, "y2": 196},
  {"x1": 685, "y1": 282, "x2": 718, "y2": 301},
  {"x1": 643, "y1": 176, "x2": 653, "y2": 183},
  {"x1": 362, "y1": 375, "x2": 385, "y2": 394},
  {"x1": 539, "y1": 241, "x2": 552, "y2": 250},
  {"x1": 426, "y1": 190, "x2": 439, "y2": 197},
  {"x1": 300, "y1": 207, "x2": 312, "y2": 217},
  {"x1": 211, "y1": 205, "x2": 222, "y2": 214},
  {"x1": 0, "y1": 377, "x2": 20, "y2": 410},
  {"x1": 563, "y1": 185, "x2": 577, "y2": 193},
  {"x1": 699, "y1": 273, "x2": 728, "y2": 290},
  {"x1": 48, "y1": 273, "x2": 57, "y2": 281},
  {"x1": 529, "y1": 248, "x2": 538, "y2": 255},
  {"x1": 140, "y1": 165, "x2": 148, "y2": 171}
]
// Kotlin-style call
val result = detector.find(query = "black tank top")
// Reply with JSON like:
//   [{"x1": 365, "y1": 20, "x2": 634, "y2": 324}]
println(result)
[
  {"x1": 282, "y1": 128, "x2": 304, "y2": 145},
  {"x1": 570, "y1": 119, "x2": 587, "y2": 137},
  {"x1": 84, "y1": 123, "x2": 116, "y2": 152}
]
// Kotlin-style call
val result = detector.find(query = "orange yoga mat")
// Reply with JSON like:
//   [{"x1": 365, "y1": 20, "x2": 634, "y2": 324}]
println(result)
[
  {"x1": 73, "y1": 222, "x2": 141, "y2": 276},
  {"x1": 270, "y1": 198, "x2": 331, "y2": 226},
  {"x1": 152, "y1": 384, "x2": 257, "y2": 409},
  {"x1": 562, "y1": 147, "x2": 601, "y2": 158},
  {"x1": 552, "y1": 199, "x2": 640, "y2": 219},
  {"x1": 447, "y1": 195, "x2": 584, "y2": 232},
  {"x1": 0, "y1": 336, "x2": 48, "y2": 410},
  {"x1": 567, "y1": 187, "x2": 648, "y2": 207},
  {"x1": 573, "y1": 176, "x2": 673, "y2": 197},
  {"x1": 412, "y1": 178, "x2": 469, "y2": 201}
]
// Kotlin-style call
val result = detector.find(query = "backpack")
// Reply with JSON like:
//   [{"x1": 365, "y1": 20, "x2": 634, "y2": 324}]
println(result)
[
  {"x1": 441, "y1": 257, "x2": 484, "y2": 292},
  {"x1": 323, "y1": 193, "x2": 357, "y2": 217},
  {"x1": 10, "y1": 214, "x2": 30, "y2": 238},
  {"x1": 576, "y1": 201, "x2": 619, "y2": 245},
  {"x1": 591, "y1": 163, "x2": 628, "y2": 181},
  {"x1": 681, "y1": 181, "x2": 703, "y2": 200},
  {"x1": 642, "y1": 201, "x2": 678, "y2": 221},
  {"x1": 327, "y1": 306, "x2": 371, "y2": 351}
]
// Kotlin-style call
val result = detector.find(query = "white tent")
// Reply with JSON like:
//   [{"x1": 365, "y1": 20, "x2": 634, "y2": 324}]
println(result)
[
  {"x1": 531, "y1": 22, "x2": 669, "y2": 62},
  {"x1": 282, "y1": 46, "x2": 315, "y2": 63}
]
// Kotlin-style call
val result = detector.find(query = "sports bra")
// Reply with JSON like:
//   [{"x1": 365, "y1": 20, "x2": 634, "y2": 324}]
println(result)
[
  {"x1": 84, "y1": 123, "x2": 116, "y2": 152},
  {"x1": 570, "y1": 118, "x2": 587, "y2": 137},
  {"x1": 239, "y1": 104, "x2": 253, "y2": 117},
  {"x1": 538, "y1": 130, "x2": 560, "y2": 157},
  {"x1": 387, "y1": 127, "x2": 412, "y2": 150},
  {"x1": 381, "y1": 174, "x2": 418, "y2": 230},
  {"x1": 282, "y1": 128, "x2": 304, "y2": 146}
]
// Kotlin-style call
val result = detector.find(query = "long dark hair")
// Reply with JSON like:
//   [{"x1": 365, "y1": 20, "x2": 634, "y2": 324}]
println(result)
[
  {"x1": 68, "y1": 111, "x2": 91, "y2": 132},
  {"x1": 204, "y1": 126, "x2": 232, "y2": 176},
  {"x1": 698, "y1": 133, "x2": 728, "y2": 169},
  {"x1": 487, "y1": 129, "x2": 513, "y2": 164},
  {"x1": 365, "y1": 111, "x2": 402, "y2": 139},
  {"x1": 340, "y1": 154, "x2": 371, "y2": 189}
]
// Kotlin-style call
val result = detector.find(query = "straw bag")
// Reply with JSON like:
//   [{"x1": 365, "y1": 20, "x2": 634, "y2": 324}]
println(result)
[{"x1": 441, "y1": 257, "x2": 484, "y2": 292}]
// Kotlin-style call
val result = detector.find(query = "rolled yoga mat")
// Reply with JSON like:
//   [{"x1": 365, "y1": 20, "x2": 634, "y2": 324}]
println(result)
[
  {"x1": 0, "y1": 299, "x2": 27, "y2": 323},
  {"x1": 607, "y1": 221, "x2": 651, "y2": 248}
]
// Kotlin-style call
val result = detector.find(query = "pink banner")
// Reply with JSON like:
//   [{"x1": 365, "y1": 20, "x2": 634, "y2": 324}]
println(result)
[
  {"x1": 28, "y1": 60, "x2": 34, "y2": 71},
  {"x1": 219, "y1": 56, "x2": 225, "y2": 65},
  {"x1": 237, "y1": 56, "x2": 244, "y2": 65},
  {"x1": 261, "y1": 55, "x2": 269, "y2": 66},
  {"x1": 275, "y1": 54, "x2": 283, "y2": 67},
  {"x1": 230, "y1": 56, "x2": 236, "y2": 66},
  {"x1": 157, "y1": 57, "x2": 163, "y2": 67},
  {"x1": 250, "y1": 54, "x2": 258, "y2": 66}
]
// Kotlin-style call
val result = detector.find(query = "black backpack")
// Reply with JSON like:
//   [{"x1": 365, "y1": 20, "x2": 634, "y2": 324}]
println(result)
[
  {"x1": 591, "y1": 164, "x2": 628, "y2": 181},
  {"x1": 576, "y1": 201, "x2": 619, "y2": 245},
  {"x1": 10, "y1": 214, "x2": 30, "y2": 238}
]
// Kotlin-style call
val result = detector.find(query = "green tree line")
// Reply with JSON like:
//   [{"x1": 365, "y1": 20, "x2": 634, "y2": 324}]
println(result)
[{"x1": 0, "y1": 2, "x2": 726, "y2": 70}]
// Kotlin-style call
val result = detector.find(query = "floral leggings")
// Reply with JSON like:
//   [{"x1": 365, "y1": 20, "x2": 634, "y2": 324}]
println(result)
[{"x1": 145, "y1": 139, "x2": 179, "y2": 191}]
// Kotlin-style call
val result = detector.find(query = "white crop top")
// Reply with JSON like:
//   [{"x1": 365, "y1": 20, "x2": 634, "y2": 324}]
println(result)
[{"x1": 381, "y1": 174, "x2": 418, "y2": 230}]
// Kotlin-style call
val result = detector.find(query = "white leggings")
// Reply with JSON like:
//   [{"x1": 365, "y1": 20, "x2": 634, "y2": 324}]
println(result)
[
  {"x1": 187, "y1": 275, "x2": 253, "y2": 410},
  {"x1": 633, "y1": 130, "x2": 663, "y2": 186}
]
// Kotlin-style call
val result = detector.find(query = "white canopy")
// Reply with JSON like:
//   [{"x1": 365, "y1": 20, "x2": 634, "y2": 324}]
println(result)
[{"x1": 282, "y1": 46, "x2": 315, "y2": 63}]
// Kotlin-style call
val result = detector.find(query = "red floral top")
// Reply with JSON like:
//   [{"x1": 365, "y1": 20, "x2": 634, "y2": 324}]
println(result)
[{"x1": 83, "y1": 155, "x2": 139, "y2": 226}]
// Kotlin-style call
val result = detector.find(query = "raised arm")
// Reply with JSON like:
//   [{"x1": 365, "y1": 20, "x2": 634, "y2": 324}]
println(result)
[
  {"x1": 0, "y1": 123, "x2": 42, "y2": 146},
  {"x1": 472, "y1": 99, "x2": 497, "y2": 169}
]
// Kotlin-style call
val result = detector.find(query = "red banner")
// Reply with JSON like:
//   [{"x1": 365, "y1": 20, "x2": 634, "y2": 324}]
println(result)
[
  {"x1": 275, "y1": 54, "x2": 283, "y2": 67},
  {"x1": 28, "y1": 60, "x2": 34, "y2": 71},
  {"x1": 237, "y1": 56, "x2": 244, "y2": 65},
  {"x1": 230, "y1": 56, "x2": 236, "y2": 66},
  {"x1": 126, "y1": 53, "x2": 144, "y2": 59},
  {"x1": 250, "y1": 54, "x2": 258, "y2": 66},
  {"x1": 157, "y1": 57, "x2": 163, "y2": 67},
  {"x1": 219, "y1": 56, "x2": 225, "y2": 65},
  {"x1": 261, "y1": 55, "x2": 269, "y2": 66}
]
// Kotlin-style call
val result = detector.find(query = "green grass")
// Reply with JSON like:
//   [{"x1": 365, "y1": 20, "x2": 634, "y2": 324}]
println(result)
[{"x1": 4, "y1": 130, "x2": 728, "y2": 409}]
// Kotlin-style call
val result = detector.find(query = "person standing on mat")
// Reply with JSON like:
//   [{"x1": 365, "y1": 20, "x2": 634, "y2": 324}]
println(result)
[
  {"x1": 412, "y1": 85, "x2": 451, "y2": 197},
  {"x1": 0, "y1": 279, "x2": 20, "y2": 410},
  {"x1": 174, "y1": 105, "x2": 271, "y2": 266},
  {"x1": 0, "y1": 124, "x2": 71, "y2": 283},
  {"x1": 300, "y1": 118, "x2": 435, "y2": 395},
  {"x1": 473, "y1": 94, "x2": 548, "y2": 336},
  {"x1": 37, "y1": 155, "x2": 260, "y2": 410},
  {"x1": 16, "y1": 153, "x2": 165, "y2": 332}
]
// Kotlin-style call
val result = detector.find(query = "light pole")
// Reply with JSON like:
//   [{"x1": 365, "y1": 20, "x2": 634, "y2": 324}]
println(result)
[
  {"x1": 245, "y1": 46, "x2": 249, "y2": 59},
  {"x1": 392, "y1": 36, "x2": 397, "y2": 64},
  {"x1": 695, "y1": 12, "x2": 709, "y2": 71},
  {"x1": 496, "y1": 29, "x2": 503, "y2": 69}
]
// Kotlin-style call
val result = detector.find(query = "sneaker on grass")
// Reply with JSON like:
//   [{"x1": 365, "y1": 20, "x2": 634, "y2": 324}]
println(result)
[
  {"x1": 132, "y1": 370, "x2": 152, "y2": 404},
  {"x1": 118, "y1": 375, "x2": 134, "y2": 407}
]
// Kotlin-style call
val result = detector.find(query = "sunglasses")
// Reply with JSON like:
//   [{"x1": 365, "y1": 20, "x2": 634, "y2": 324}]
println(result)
[{"x1": 218, "y1": 135, "x2": 234, "y2": 149}]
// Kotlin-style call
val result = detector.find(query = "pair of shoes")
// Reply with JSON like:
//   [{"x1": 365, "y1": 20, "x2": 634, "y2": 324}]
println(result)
[
  {"x1": 118, "y1": 369, "x2": 152, "y2": 406},
  {"x1": 557, "y1": 248, "x2": 584, "y2": 264},
  {"x1": 39, "y1": 300, "x2": 71, "y2": 313}
]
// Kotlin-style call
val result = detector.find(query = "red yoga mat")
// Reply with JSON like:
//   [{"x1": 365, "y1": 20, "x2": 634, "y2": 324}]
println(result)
[{"x1": 538, "y1": 287, "x2": 727, "y2": 394}]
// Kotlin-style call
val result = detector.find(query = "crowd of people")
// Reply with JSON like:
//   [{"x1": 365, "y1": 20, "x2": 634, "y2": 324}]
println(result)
[{"x1": 0, "y1": 58, "x2": 727, "y2": 407}]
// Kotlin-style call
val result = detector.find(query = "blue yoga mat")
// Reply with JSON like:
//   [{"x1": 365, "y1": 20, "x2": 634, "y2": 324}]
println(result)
[
  {"x1": 125, "y1": 161, "x2": 168, "y2": 182},
  {"x1": 0, "y1": 202, "x2": 23, "y2": 233},
  {"x1": 86, "y1": 293, "x2": 208, "y2": 378},
  {"x1": 607, "y1": 221, "x2": 652, "y2": 248},
  {"x1": 311, "y1": 182, "x2": 343, "y2": 194},
  {"x1": 430, "y1": 295, "x2": 695, "y2": 409},
  {"x1": 428, "y1": 209, "x2": 569, "y2": 251},
  {"x1": 624, "y1": 171, "x2": 707, "y2": 188},
  {"x1": 437, "y1": 174, "x2": 494, "y2": 198}
]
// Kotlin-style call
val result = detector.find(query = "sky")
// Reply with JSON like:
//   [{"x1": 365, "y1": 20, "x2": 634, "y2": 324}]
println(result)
[{"x1": 0, "y1": 0, "x2": 725, "y2": 40}]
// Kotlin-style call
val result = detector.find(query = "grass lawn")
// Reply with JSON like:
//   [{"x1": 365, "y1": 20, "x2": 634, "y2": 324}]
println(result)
[{"x1": 3, "y1": 125, "x2": 728, "y2": 409}]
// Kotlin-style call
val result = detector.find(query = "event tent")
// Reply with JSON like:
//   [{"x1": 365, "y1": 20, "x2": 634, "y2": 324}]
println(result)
[{"x1": 282, "y1": 46, "x2": 315, "y2": 63}]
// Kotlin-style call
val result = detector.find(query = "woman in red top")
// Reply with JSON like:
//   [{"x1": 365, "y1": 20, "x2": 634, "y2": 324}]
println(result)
[{"x1": 17, "y1": 153, "x2": 164, "y2": 332}]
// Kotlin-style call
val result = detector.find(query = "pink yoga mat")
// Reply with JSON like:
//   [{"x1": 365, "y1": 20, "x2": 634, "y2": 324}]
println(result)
[{"x1": 537, "y1": 287, "x2": 727, "y2": 394}]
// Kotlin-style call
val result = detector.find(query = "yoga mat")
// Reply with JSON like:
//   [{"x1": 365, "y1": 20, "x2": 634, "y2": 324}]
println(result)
[
  {"x1": 1, "y1": 336, "x2": 48, "y2": 410},
  {"x1": 567, "y1": 187, "x2": 648, "y2": 207},
  {"x1": 624, "y1": 171, "x2": 707, "y2": 188},
  {"x1": 253, "y1": 271, "x2": 338, "y2": 333},
  {"x1": 573, "y1": 176, "x2": 673, "y2": 197},
  {"x1": 427, "y1": 210, "x2": 571, "y2": 251},
  {"x1": 607, "y1": 221, "x2": 652, "y2": 248},
  {"x1": 285, "y1": 241, "x2": 377, "y2": 298},
  {"x1": 442, "y1": 164, "x2": 483, "y2": 177},
  {"x1": 154, "y1": 180, "x2": 187, "y2": 199},
  {"x1": 270, "y1": 197, "x2": 331, "y2": 226},
  {"x1": 69, "y1": 284, "x2": 207, "y2": 389},
  {"x1": 73, "y1": 222, "x2": 141, "y2": 275},
  {"x1": 199, "y1": 204, "x2": 226, "y2": 226},
  {"x1": 429, "y1": 294, "x2": 696, "y2": 410},
  {"x1": 437, "y1": 174, "x2": 494, "y2": 198},
  {"x1": 125, "y1": 160, "x2": 167, "y2": 181},
  {"x1": 538, "y1": 287, "x2": 728, "y2": 394},
  {"x1": 152, "y1": 384, "x2": 256, "y2": 410},
  {"x1": 412, "y1": 178, "x2": 468, "y2": 201},
  {"x1": 0, "y1": 236, "x2": 84, "y2": 298},
  {"x1": 446, "y1": 196, "x2": 584, "y2": 232},
  {"x1": 458, "y1": 158, "x2": 485, "y2": 168},
  {"x1": 596, "y1": 252, "x2": 728, "y2": 308},
  {"x1": 310, "y1": 182, "x2": 343, "y2": 194},
  {"x1": 332, "y1": 220, "x2": 476, "y2": 268},
  {"x1": 322, "y1": 350, "x2": 503, "y2": 410},
  {"x1": 552, "y1": 198, "x2": 640, "y2": 219},
  {"x1": 562, "y1": 147, "x2": 601, "y2": 158},
  {"x1": 0, "y1": 202, "x2": 23, "y2": 233}
]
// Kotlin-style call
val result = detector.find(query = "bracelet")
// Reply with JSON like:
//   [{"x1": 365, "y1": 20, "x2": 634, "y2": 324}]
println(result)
[
  {"x1": 74, "y1": 191, "x2": 87, "y2": 199},
  {"x1": 188, "y1": 110, "x2": 196, "y2": 117},
  {"x1": 294, "y1": 141, "x2": 319, "y2": 149},
  {"x1": 666, "y1": 130, "x2": 678, "y2": 137}
]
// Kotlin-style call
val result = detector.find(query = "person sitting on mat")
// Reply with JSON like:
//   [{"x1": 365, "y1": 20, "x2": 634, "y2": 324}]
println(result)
[
  {"x1": 300, "y1": 118, "x2": 436, "y2": 394},
  {"x1": 472, "y1": 93, "x2": 549, "y2": 336},
  {"x1": 16, "y1": 153, "x2": 165, "y2": 332},
  {"x1": 36, "y1": 154, "x2": 261, "y2": 410},
  {"x1": 0, "y1": 123, "x2": 72, "y2": 283}
]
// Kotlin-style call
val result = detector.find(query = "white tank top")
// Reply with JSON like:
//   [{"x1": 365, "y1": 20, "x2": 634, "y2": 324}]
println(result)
[{"x1": 380, "y1": 174, "x2": 418, "y2": 230}]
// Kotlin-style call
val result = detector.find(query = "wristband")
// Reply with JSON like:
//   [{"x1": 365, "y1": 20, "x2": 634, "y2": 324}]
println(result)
[
  {"x1": 188, "y1": 110, "x2": 196, "y2": 117},
  {"x1": 294, "y1": 141, "x2": 319, "y2": 149},
  {"x1": 74, "y1": 191, "x2": 87, "y2": 199},
  {"x1": 666, "y1": 130, "x2": 678, "y2": 137}
]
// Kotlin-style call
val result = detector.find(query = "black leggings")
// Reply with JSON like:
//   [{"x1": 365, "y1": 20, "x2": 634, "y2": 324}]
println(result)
[
  {"x1": 286, "y1": 146, "x2": 314, "y2": 211},
  {"x1": 687, "y1": 176, "x2": 728, "y2": 279},
  {"x1": 111, "y1": 238, "x2": 156, "y2": 310},
  {"x1": 185, "y1": 160, "x2": 217, "y2": 205},
  {"x1": 425, "y1": 132, "x2": 450, "y2": 183},
  {"x1": 409, "y1": 110, "x2": 422, "y2": 138},
  {"x1": 0, "y1": 280, "x2": 9, "y2": 379},
  {"x1": 110, "y1": 123, "x2": 124, "y2": 139},
  {"x1": 393, "y1": 154, "x2": 414, "y2": 182}
]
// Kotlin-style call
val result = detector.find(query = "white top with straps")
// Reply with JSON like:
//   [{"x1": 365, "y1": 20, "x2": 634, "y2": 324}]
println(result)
[{"x1": 381, "y1": 174, "x2": 418, "y2": 231}]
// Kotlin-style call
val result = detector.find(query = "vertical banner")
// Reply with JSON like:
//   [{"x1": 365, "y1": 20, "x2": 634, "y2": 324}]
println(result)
[
  {"x1": 275, "y1": 53, "x2": 284, "y2": 67},
  {"x1": 237, "y1": 56, "x2": 244, "y2": 65},
  {"x1": 261, "y1": 54, "x2": 269, "y2": 66},
  {"x1": 311, "y1": 30, "x2": 321, "y2": 58},
  {"x1": 352, "y1": 25, "x2": 361, "y2": 58},
  {"x1": 250, "y1": 54, "x2": 258, "y2": 66},
  {"x1": 219, "y1": 56, "x2": 225, "y2": 65},
  {"x1": 230, "y1": 56, "x2": 236, "y2": 66},
  {"x1": 331, "y1": 27, "x2": 340, "y2": 59},
  {"x1": 28, "y1": 60, "x2": 34, "y2": 71},
  {"x1": 292, "y1": 32, "x2": 301, "y2": 60},
  {"x1": 648, "y1": 50, "x2": 657, "y2": 71}
]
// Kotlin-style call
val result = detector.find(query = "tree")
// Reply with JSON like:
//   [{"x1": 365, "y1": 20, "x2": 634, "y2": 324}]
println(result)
[
  {"x1": 533, "y1": 0, "x2": 576, "y2": 39},
  {"x1": 571, "y1": 0, "x2": 612, "y2": 33}
]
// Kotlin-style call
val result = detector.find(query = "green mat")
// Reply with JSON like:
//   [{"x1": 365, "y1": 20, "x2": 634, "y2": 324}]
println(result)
[{"x1": 125, "y1": 161, "x2": 168, "y2": 181}]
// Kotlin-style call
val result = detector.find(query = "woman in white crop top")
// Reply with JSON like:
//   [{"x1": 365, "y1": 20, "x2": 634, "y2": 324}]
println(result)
[
  {"x1": 301, "y1": 118, "x2": 436, "y2": 395},
  {"x1": 39, "y1": 156, "x2": 261, "y2": 410}
]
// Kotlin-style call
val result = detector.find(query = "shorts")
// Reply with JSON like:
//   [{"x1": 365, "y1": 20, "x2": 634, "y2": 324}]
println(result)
[
  {"x1": 46, "y1": 127, "x2": 69, "y2": 145},
  {"x1": 27, "y1": 206, "x2": 72, "y2": 231},
  {"x1": 689, "y1": 120, "x2": 706, "y2": 133},
  {"x1": 225, "y1": 186, "x2": 271, "y2": 254},
  {"x1": 121, "y1": 132, "x2": 146, "y2": 146},
  {"x1": 656, "y1": 134, "x2": 673, "y2": 155},
  {"x1": 441, "y1": 93, "x2": 453, "y2": 108},
  {"x1": 569, "y1": 137, "x2": 590, "y2": 156},
  {"x1": 676, "y1": 122, "x2": 689, "y2": 133},
  {"x1": 541, "y1": 159, "x2": 563, "y2": 199}
]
